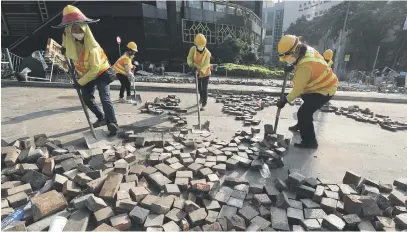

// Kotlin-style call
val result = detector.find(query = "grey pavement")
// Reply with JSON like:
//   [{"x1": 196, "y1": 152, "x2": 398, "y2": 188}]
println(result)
[{"x1": 1, "y1": 87, "x2": 407, "y2": 183}]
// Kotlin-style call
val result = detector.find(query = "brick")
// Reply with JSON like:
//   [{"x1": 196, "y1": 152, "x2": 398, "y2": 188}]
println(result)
[
  {"x1": 379, "y1": 183, "x2": 393, "y2": 193},
  {"x1": 270, "y1": 207, "x2": 289, "y2": 231},
  {"x1": 176, "y1": 171, "x2": 193, "y2": 179},
  {"x1": 85, "y1": 195, "x2": 107, "y2": 212},
  {"x1": 93, "y1": 223, "x2": 119, "y2": 231},
  {"x1": 212, "y1": 163, "x2": 226, "y2": 174},
  {"x1": 99, "y1": 172, "x2": 123, "y2": 200},
  {"x1": 343, "y1": 194, "x2": 363, "y2": 214},
  {"x1": 19, "y1": 163, "x2": 39, "y2": 174},
  {"x1": 151, "y1": 195, "x2": 175, "y2": 214},
  {"x1": 324, "y1": 190, "x2": 340, "y2": 200},
  {"x1": 1, "y1": 207, "x2": 15, "y2": 219},
  {"x1": 394, "y1": 213, "x2": 407, "y2": 229},
  {"x1": 288, "y1": 172, "x2": 306, "y2": 187},
  {"x1": 7, "y1": 191, "x2": 28, "y2": 208},
  {"x1": 295, "y1": 185, "x2": 315, "y2": 199},
  {"x1": 129, "y1": 164, "x2": 146, "y2": 176},
  {"x1": 394, "y1": 206, "x2": 407, "y2": 215},
  {"x1": 21, "y1": 170, "x2": 48, "y2": 190},
  {"x1": 276, "y1": 191, "x2": 290, "y2": 209},
  {"x1": 86, "y1": 175, "x2": 107, "y2": 193},
  {"x1": 74, "y1": 173, "x2": 93, "y2": 186},
  {"x1": 42, "y1": 158, "x2": 55, "y2": 176},
  {"x1": 72, "y1": 193, "x2": 94, "y2": 209},
  {"x1": 342, "y1": 214, "x2": 361, "y2": 229},
  {"x1": 25, "y1": 210, "x2": 70, "y2": 232},
  {"x1": 321, "y1": 197, "x2": 338, "y2": 214},
  {"x1": 226, "y1": 214, "x2": 246, "y2": 231},
  {"x1": 300, "y1": 198, "x2": 320, "y2": 208},
  {"x1": 389, "y1": 190, "x2": 407, "y2": 206},
  {"x1": 184, "y1": 200, "x2": 200, "y2": 213},
  {"x1": 238, "y1": 205, "x2": 259, "y2": 223},
  {"x1": 165, "y1": 184, "x2": 181, "y2": 196},
  {"x1": 130, "y1": 186, "x2": 150, "y2": 202},
  {"x1": 31, "y1": 190, "x2": 68, "y2": 222},
  {"x1": 202, "y1": 199, "x2": 220, "y2": 211},
  {"x1": 109, "y1": 213, "x2": 132, "y2": 230},
  {"x1": 162, "y1": 221, "x2": 180, "y2": 232},
  {"x1": 357, "y1": 219, "x2": 376, "y2": 231},
  {"x1": 287, "y1": 207, "x2": 304, "y2": 224},
  {"x1": 226, "y1": 158, "x2": 239, "y2": 169},
  {"x1": 115, "y1": 199, "x2": 137, "y2": 213},
  {"x1": 116, "y1": 191, "x2": 131, "y2": 202},
  {"x1": 312, "y1": 185, "x2": 324, "y2": 203},
  {"x1": 393, "y1": 178, "x2": 407, "y2": 191},
  {"x1": 94, "y1": 207, "x2": 115, "y2": 225},
  {"x1": 165, "y1": 208, "x2": 186, "y2": 222},
  {"x1": 289, "y1": 199, "x2": 304, "y2": 210},
  {"x1": 6, "y1": 183, "x2": 32, "y2": 196},
  {"x1": 361, "y1": 184, "x2": 379, "y2": 196},
  {"x1": 227, "y1": 197, "x2": 244, "y2": 208},
  {"x1": 253, "y1": 193, "x2": 272, "y2": 206},
  {"x1": 304, "y1": 208, "x2": 326, "y2": 219},
  {"x1": 359, "y1": 196, "x2": 382, "y2": 218},
  {"x1": 61, "y1": 158, "x2": 78, "y2": 172},
  {"x1": 114, "y1": 159, "x2": 129, "y2": 175},
  {"x1": 63, "y1": 209, "x2": 90, "y2": 231},
  {"x1": 198, "y1": 167, "x2": 213, "y2": 177},
  {"x1": 343, "y1": 171, "x2": 361, "y2": 186},
  {"x1": 322, "y1": 214, "x2": 346, "y2": 231},
  {"x1": 205, "y1": 210, "x2": 218, "y2": 224},
  {"x1": 129, "y1": 205, "x2": 150, "y2": 224},
  {"x1": 3, "y1": 220, "x2": 26, "y2": 231},
  {"x1": 1, "y1": 199, "x2": 9, "y2": 209},
  {"x1": 376, "y1": 216, "x2": 396, "y2": 230},
  {"x1": 149, "y1": 172, "x2": 172, "y2": 189},
  {"x1": 144, "y1": 214, "x2": 164, "y2": 228},
  {"x1": 3, "y1": 146, "x2": 20, "y2": 167}
]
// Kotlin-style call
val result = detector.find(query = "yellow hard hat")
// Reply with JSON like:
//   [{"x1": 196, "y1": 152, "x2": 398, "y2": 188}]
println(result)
[
  {"x1": 127, "y1": 41, "x2": 138, "y2": 52},
  {"x1": 194, "y1": 34, "x2": 207, "y2": 47},
  {"x1": 278, "y1": 35, "x2": 300, "y2": 55},
  {"x1": 323, "y1": 49, "x2": 333, "y2": 60}
]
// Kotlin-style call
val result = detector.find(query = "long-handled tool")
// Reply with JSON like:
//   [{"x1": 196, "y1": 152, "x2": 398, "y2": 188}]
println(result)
[
  {"x1": 273, "y1": 71, "x2": 290, "y2": 134},
  {"x1": 130, "y1": 61, "x2": 142, "y2": 104},
  {"x1": 65, "y1": 57, "x2": 97, "y2": 139},
  {"x1": 195, "y1": 71, "x2": 202, "y2": 130}
]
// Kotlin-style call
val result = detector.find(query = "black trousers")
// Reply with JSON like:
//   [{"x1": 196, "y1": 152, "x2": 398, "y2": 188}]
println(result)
[
  {"x1": 117, "y1": 73, "x2": 131, "y2": 98},
  {"x1": 297, "y1": 93, "x2": 332, "y2": 144},
  {"x1": 198, "y1": 75, "x2": 210, "y2": 106}
]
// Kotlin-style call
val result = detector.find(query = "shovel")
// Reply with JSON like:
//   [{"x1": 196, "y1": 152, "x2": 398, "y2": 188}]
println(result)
[
  {"x1": 130, "y1": 61, "x2": 142, "y2": 104},
  {"x1": 273, "y1": 70, "x2": 291, "y2": 134},
  {"x1": 192, "y1": 71, "x2": 209, "y2": 134}
]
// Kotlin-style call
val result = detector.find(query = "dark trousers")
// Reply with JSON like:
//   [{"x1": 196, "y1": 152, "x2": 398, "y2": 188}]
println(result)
[
  {"x1": 81, "y1": 68, "x2": 117, "y2": 124},
  {"x1": 198, "y1": 75, "x2": 210, "y2": 106},
  {"x1": 297, "y1": 93, "x2": 332, "y2": 144},
  {"x1": 117, "y1": 73, "x2": 131, "y2": 98}
]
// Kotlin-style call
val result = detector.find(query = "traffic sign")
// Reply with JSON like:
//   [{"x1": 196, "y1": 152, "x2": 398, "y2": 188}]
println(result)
[
  {"x1": 344, "y1": 54, "x2": 350, "y2": 62},
  {"x1": 116, "y1": 36, "x2": 121, "y2": 44}
]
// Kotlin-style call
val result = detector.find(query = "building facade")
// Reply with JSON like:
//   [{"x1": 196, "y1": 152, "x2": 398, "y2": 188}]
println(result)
[{"x1": 1, "y1": 1, "x2": 263, "y2": 71}]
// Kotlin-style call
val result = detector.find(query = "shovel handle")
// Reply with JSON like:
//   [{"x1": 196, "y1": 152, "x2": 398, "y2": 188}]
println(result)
[
  {"x1": 195, "y1": 72, "x2": 201, "y2": 130},
  {"x1": 274, "y1": 71, "x2": 290, "y2": 134}
]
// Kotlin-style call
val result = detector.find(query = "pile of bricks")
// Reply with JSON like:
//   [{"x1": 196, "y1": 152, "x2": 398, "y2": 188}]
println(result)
[
  {"x1": 320, "y1": 103, "x2": 407, "y2": 132},
  {"x1": 2, "y1": 128, "x2": 406, "y2": 231},
  {"x1": 214, "y1": 94, "x2": 277, "y2": 126},
  {"x1": 141, "y1": 95, "x2": 187, "y2": 116}
]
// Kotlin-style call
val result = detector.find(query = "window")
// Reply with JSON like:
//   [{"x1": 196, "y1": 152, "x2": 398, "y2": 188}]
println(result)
[
  {"x1": 236, "y1": 8, "x2": 243, "y2": 16},
  {"x1": 227, "y1": 6, "x2": 235, "y2": 15},
  {"x1": 187, "y1": 0, "x2": 201, "y2": 9},
  {"x1": 216, "y1": 4, "x2": 226, "y2": 13},
  {"x1": 203, "y1": 2, "x2": 214, "y2": 11},
  {"x1": 266, "y1": 29, "x2": 273, "y2": 36},
  {"x1": 176, "y1": 0, "x2": 182, "y2": 12},
  {"x1": 156, "y1": 1, "x2": 166, "y2": 9}
]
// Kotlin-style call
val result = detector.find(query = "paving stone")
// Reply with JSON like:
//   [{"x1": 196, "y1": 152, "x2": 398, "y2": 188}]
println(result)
[
  {"x1": 212, "y1": 163, "x2": 226, "y2": 174},
  {"x1": 31, "y1": 190, "x2": 68, "y2": 222},
  {"x1": 7, "y1": 191, "x2": 28, "y2": 208},
  {"x1": 151, "y1": 195, "x2": 175, "y2": 214},
  {"x1": 129, "y1": 186, "x2": 150, "y2": 202},
  {"x1": 343, "y1": 194, "x2": 363, "y2": 214},
  {"x1": 320, "y1": 197, "x2": 338, "y2": 214},
  {"x1": 1, "y1": 207, "x2": 15, "y2": 220},
  {"x1": 270, "y1": 207, "x2": 289, "y2": 231},
  {"x1": 378, "y1": 183, "x2": 393, "y2": 193},
  {"x1": 376, "y1": 216, "x2": 396, "y2": 230},
  {"x1": 116, "y1": 199, "x2": 137, "y2": 213},
  {"x1": 361, "y1": 184, "x2": 380, "y2": 196},
  {"x1": 93, "y1": 207, "x2": 115, "y2": 225},
  {"x1": 73, "y1": 172, "x2": 93, "y2": 187},
  {"x1": 189, "y1": 208, "x2": 207, "y2": 227},
  {"x1": 63, "y1": 209, "x2": 90, "y2": 231},
  {"x1": 109, "y1": 213, "x2": 132, "y2": 230},
  {"x1": 218, "y1": 205, "x2": 237, "y2": 219},
  {"x1": 275, "y1": 191, "x2": 290, "y2": 209},
  {"x1": 253, "y1": 193, "x2": 272, "y2": 206},
  {"x1": 199, "y1": 167, "x2": 213, "y2": 177},
  {"x1": 295, "y1": 185, "x2": 315, "y2": 199},
  {"x1": 288, "y1": 172, "x2": 306, "y2": 187},
  {"x1": 342, "y1": 214, "x2": 361, "y2": 229},
  {"x1": 287, "y1": 207, "x2": 304, "y2": 224},
  {"x1": 304, "y1": 208, "x2": 327, "y2": 219},
  {"x1": 393, "y1": 178, "x2": 407, "y2": 191},
  {"x1": 226, "y1": 214, "x2": 246, "y2": 231},
  {"x1": 129, "y1": 164, "x2": 146, "y2": 176},
  {"x1": 289, "y1": 199, "x2": 303, "y2": 210},
  {"x1": 394, "y1": 213, "x2": 407, "y2": 229},
  {"x1": 274, "y1": 178, "x2": 288, "y2": 191},
  {"x1": 359, "y1": 196, "x2": 382, "y2": 218},
  {"x1": 114, "y1": 159, "x2": 129, "y2": 175},
  {"x1": 19, "y1": 163, "x2": 39, "y2": 174},
  {"x1": 231, "y1": 189, "x2": 247, "y2": 200},
  {"x1": 312, "y1": 185, "x2": 324, "y2": 203},
  {"x1": 62, "y1": 180, "x2": 81, "y2": 198},
  {"x1": 129, "y1": 205, "x2": 150, "y2": 225},
  {"x1": 71, "y1": 193, "x2": 93, "y2": 209},
  {"x1": 389, "y1": 190, "x2": 407, "y2": 206},
  {"x1": 63, "y1": 169, "x2": 81, "y2": 181},
  {"x1": 205, "y1": 210, "x2": 219, "y2": 224},
  {"x1": 61, "y1": 158, "x2": 79, "y2": 172},
  {"x1": 184, "y1": 200, "x2": 200, "y2": 214},
  {"x1": 6, "y1": 183, "x2": 32, "y2": 196},
  {"x1": 304, "y1": 177, "x2": 319, "y2": 188},
  {"x1": 165, "y1": 208, "x2": 186, "y2": 223},
  {"x1": 202, "y1": 222, "x2": 221, "y2": 231},
  {"x1": 85, "y1": 195, "x2": 107, "y2": 212},
  {"x1": 149, "y1": 171, "x2": 172, "y2": 189},
  {"x1": 3, "y1": 146, "x2": 20, "y2": 167},
  {"x1": 99, "y1": 172, "x2": 122, "y2": 200},
  {"x1": 394, "y1": 206, "x2": 407, "y2": 215},
  {"x1": 238, "y1": 205, "x2": 259, "y2": 223},
  {"x1": 207, "y1": 173, "x2": 219, "y2": 183},
  {"x1": 301, "y1": 218, "x2": 321, "y2": 231},
  {"x1": 227, "y1": 197, "x2": 244, "y2": 208},
  {"x1": 202, "y1": 199, "x2": 221, "y2": 211},
  {"x1": 86, "y1": 175, "x2": 107, "y2": 193},
  {"x1": 188, "y1": 163, "x2": 203, "y2": 175},
  {"x1": 174, "y1": 177, "x2": 189, "y2": 190},
  {"x1": 21, "y1": 170, "x2": 48, "y2": 190},
  {"x1": 300, "y1": 198, "x2": 320, "y2": 209},
  {"x1": 164, "y1": 184, "x2": 181, "y2": 196},
  {"x1": 343, "y1": 171, "x2": 362, "y2": 186},
  {"x1": 142, "y1": 166, "x2": 157, "y2": 176},
  {"x1": 324, "y1": 190, "x2": 340, "y2": 200},
  {"x1": 357, "y1": 219, "x2": 376, "y2": 231},
  {"x1": 176, "y1": 170, "x2": 193, "y2": 179},
  {"x1": 322, "y1": 214, "x2": 346, "y2": 231},
  {"x1": 93, "y1": 223, "x2": 119, "y2": 231},
  {"x1": 226, "y1": 158, "x2": 239, "y2": 169}
]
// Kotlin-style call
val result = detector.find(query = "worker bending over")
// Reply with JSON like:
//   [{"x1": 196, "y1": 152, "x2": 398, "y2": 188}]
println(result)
[
  {"x1": 323, "y1": 49, "x2": 334, "y2": 69},
  {"x1": 187, "y1": 33, "x2": 211, "y2": 111},
  {"x1": 114, "y1": 42, "x2": 137, "y2": 103},
  {"x1": 276, "y1": 35, "x2": 338, "y2": 149},
  {"x1": 53, "y1": 5, "x2": 118, "y2": 135}
]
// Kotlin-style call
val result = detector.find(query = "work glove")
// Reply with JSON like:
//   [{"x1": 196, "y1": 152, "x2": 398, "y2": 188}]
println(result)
[
  {"x1": 73, "y1": 81, "x2": 81, "y2": 90},
  {"x1": 61, "y1": 47, "x2": 66, "y2": 56},
  {"x1": 284, "y1": 65, "x2": 294, "y2": 73},
  {"x1": 276, "y1": 96, "x2": 288, "y2": 109}
]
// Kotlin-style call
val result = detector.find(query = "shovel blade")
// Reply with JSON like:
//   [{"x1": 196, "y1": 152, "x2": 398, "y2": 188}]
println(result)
[{"x1": 83, "y1": 128, "x2": 111, "y2": 149}]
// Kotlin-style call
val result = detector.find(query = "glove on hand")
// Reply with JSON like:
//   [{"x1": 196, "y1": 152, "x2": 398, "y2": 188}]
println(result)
[
  {"x1": 277, "y1": 96, "x2": 288, "y2": 109},
  {"x1": 284, "y1": 65, "x2": 294, "y2": 73}
]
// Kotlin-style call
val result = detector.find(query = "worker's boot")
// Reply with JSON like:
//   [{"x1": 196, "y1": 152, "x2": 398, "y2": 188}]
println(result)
[
  {"x1": 92, "y1": 118, "x2": 106, "y2": 128},
  {"x1": 118, "y1": 98, "x2": 127, "y2": 103},
  {"x1": 288, "y1": 124, "x2": 300, "y2": 132},
  {"x1": 294, "y1": 140, "x2": 318, "y2": 149},
  {"x1": 107, "y1": 123, "x2": 118, "y2": 136},
  {"x1": 200, "y1": 103, "x2": 206, "y2": 111},
  {"x1": 126, "y1": 96, "x2": 133, "y2": 104}
]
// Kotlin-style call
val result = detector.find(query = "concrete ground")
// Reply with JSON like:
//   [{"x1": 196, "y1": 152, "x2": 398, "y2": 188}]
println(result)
[{"x1": 2, "y1": 86, "x2": 407, "y2": 184}]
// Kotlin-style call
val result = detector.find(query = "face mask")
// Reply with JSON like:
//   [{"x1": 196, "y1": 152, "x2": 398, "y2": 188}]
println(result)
[
  {"x1": 72, "y1": 33, "x2": 85, "y2": 41},
  {"x1": 129, "y1": 51, "x2": 136, "y2": 56},
  {"x1": 197, "y1": 46, "x2": 204, "y2": 51},
  {"x1": 285, "y1": 56, "x2": 297, "y2": 65}
]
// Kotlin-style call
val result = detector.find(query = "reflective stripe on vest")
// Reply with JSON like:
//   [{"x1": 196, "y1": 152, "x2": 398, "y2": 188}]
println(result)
[
  {"x1": 74, "y1": 47, "x2": 110, "y2": 78},
  {"x1": 296, "y1": 47, "x2": 338, "y2": 93},
  {"x1": 193, "y1": 48, "x2": 211, "y2": 77},
  {"x1": 113, "y1": 54, "x2": 133, "y2": 75}
]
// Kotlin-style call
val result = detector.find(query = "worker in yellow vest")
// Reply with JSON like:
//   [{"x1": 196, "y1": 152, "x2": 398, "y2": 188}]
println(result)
[
  {"x1": 113, "y1": 41, "x2": 137, "y2": 103},
  {"x1": 187, "y1": 33, "x2": 211, "y2": 111},
  {"x1": 276, "y1": 35, "x2": 339, "y2": 149},
  {"x1": 53, "y1": 5, "x2": 118, "y2": 135},
  {"x1": 323, "y1": 49, "x2": 334, "y2": 69}
]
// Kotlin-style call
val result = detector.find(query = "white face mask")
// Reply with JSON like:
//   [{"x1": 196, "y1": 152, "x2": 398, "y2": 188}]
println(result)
[
  {"x1": 197, "y1": 46, "x2": 204, "y2": 51},
  {"x1": 72, "y1": 33, "x2": 85, "y2": 41},
  {"x1": 286, "y1": 56, "x2": 297, "y2": 65}
]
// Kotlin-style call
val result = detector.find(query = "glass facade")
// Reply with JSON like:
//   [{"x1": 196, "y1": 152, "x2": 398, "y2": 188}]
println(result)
[{"x1": 272, "y1": 8, "x2": 284, "y2": 63}]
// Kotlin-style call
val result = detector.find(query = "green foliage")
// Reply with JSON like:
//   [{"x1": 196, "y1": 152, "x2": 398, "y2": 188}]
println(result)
[
  {"x1": 214, "y1": 36, "x2": 260, "y2": 64},
  {"x1": 218, "y1": 63, "x2": 284, "y2": 78},
  {"x1": 285, "y1": 1, "x2": 407, "y2": 69}
]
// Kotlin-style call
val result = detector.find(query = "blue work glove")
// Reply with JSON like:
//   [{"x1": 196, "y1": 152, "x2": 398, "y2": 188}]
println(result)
[{"x1": 277, "y1": 96, "x2": 288, "y2": 109}]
